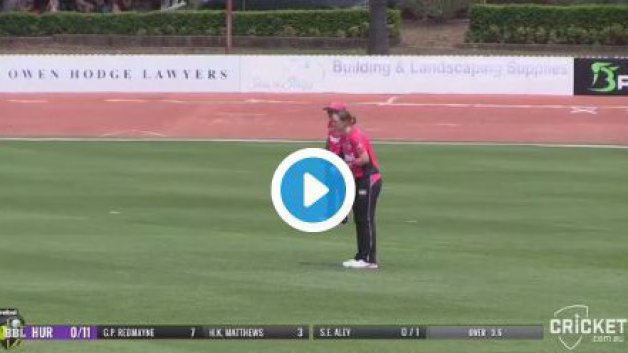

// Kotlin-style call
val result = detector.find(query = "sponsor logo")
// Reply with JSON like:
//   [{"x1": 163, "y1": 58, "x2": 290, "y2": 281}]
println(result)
[
  {"x1": 550, "y1": 304, "x2": 626, "y2": 350},
  {"x1": 575, "y1": 58, "x2": 628, "y2": 95},
  {"x1": 590, "y1": 62, "x2": 622, "y2": 92},
  {"x1": 0, "y1": 309, "x2": 25, "y2": 350},
  {"x1": 6, "y1": 69, "x2": 229, "y2": 81}
]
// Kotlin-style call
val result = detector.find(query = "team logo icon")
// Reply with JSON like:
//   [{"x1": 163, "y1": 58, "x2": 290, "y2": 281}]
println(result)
[
  {"x1": 0, "y1": 309, "x2": 25, "y2": 350},
  {"x1": 590, "y1": 62, "x2": 620, "y2": 93}
]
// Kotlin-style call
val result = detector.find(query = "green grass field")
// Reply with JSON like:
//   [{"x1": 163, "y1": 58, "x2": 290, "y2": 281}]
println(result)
[{"x1": 1, "y1": 142, "x2": 627, "y2": 353}]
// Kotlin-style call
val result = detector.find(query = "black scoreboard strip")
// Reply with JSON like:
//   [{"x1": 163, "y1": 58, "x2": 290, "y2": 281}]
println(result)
[
  {"x1": 16, "y1": 324, "x2": 543, "y2": 341},
  {"x1": 314, "y1": 325, "x2": 427, "y2": 339},
  {"x1": 96, "y1": 325, "x2": 309, "y2": 340},
  {"x1": 313, "y1": 325, "x2": 543, "y2": 340}
]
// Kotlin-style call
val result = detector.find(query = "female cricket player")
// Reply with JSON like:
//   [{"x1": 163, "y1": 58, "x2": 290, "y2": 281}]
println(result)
[
  {"x1": 323, "y1": 102, "x2": 346, "y2": 155},
  {"x1": 334, "y1": 110, "x2": 382, "y2": 269},
  {"x1": 323, "y1": 102, "x2": 349, "y2": 224}
]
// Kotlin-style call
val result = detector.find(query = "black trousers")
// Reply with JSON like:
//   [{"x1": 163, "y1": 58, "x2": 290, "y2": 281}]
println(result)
[{"x1": 353, "y1": 176, "x2": 382, "y2": 264}]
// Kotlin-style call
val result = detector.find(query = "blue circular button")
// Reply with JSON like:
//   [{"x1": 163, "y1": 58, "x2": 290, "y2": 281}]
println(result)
[{"x1": 271, "y1": 148, "x2": 355, "y2": 233}]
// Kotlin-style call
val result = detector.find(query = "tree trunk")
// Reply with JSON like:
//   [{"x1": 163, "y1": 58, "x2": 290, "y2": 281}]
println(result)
[{"x1": 367, "y1": 0, "x2": 389, "y2": 55}]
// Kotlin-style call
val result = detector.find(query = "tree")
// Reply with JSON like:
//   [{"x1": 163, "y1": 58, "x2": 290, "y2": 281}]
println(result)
[{"x1": 367, "y1": 0, "x2": 389, "y2": 55}]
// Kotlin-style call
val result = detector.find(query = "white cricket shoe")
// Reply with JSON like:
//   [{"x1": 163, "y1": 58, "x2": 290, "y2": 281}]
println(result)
[
  {"x1": 365, "y1": 262, "x2": 379, "y2": 269},
  {"x1": 342, "y1": 259, "x2": 359, "y2": 268},
  {"x1": 346, "y1": 260, "x2": 379, "y2": 269}
]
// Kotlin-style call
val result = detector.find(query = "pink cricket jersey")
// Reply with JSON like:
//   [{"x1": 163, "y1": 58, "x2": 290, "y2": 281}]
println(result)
[{"x1": 340, "y1": 127, "x2": 381, "y2": 183}]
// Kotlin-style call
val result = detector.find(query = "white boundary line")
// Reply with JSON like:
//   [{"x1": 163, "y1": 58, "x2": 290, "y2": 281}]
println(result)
[
  {"x1": 6, "y1": 99, "x2": 48, "y2": 104},
  {"x1": 104, "y1": 99, "x2": 148, "y2": 103},
  {"x1": 0, "y1": 137, "x2": 627, "y2": 149},
  {"x1": 3, "y1": 97, "x2": 628, "y2": 111}
]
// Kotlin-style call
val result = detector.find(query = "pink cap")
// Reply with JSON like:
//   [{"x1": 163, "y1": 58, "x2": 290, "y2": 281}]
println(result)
[{"x1": 323, "y1": 102, "x2": 347, "y2": 112}]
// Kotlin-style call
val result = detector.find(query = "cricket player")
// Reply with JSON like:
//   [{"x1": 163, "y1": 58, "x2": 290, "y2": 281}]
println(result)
[
  {"x1": 323, "y1": 102, "x2": 349, "y2": 224},
  {"x1": 333, "y1": 110, "x2": 382, "y2": 269},
  {"x1": 323, "y1": 102, "x2": 345, "y2": 155}
]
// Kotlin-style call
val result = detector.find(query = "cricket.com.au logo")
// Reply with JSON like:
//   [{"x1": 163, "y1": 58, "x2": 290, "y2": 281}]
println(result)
[
  {"x1": 589, "y1": 62, "x2": 628, "y2": 93},
  {"x1": 550, "y1": 304, "x2": 626, "y2": 350},
  {"x1": 0, "y1": 309, "x2": 25, "y2": 350}
]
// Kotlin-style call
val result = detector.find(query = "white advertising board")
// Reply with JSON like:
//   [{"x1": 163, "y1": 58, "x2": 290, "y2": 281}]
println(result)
[
  {"x1": 240, "y1": 56, "x2": 574, "y2": 95},
  {"x1": 0, "y1": 55, "x2": 574, "y2": 95},
  {"x1": 0, "y1": 55, "x2": 240, "y2": 93}
]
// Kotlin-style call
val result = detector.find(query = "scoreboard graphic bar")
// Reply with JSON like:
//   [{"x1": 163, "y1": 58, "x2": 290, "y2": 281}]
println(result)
[
  {"x1": 313, "y1": 325, "x2": 544, "y2": 340},
  {"x1": 20, "y1": 325, "x2": 309, "y2": 340},
  {"x1": 15, "y1": 324, "x2": 543, "y2": 341}
]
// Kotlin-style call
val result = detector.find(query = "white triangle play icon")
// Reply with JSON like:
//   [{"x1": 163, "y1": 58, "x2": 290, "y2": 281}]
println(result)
[{"x1": 303, "y1": 173, "x2": 329, "y2": 208}]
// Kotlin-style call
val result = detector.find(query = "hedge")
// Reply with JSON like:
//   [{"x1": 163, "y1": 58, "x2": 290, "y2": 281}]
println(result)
[
  {"x1": 481, "y1": 0, "x2": 627, "y2": 4},
  {"x1": 395, "y1": 0, "x2": 625, "y2": 22},
  {"x1": 199, "y1": 0, "x2": 370, "y2": 10},
  {"x1": 468, "y1": 5, "x2": 628, "y2": 45},
  {"x1": 0, "y1": 9, "x2": 402, "y2": 40},
  {"x1": 398, "y1": 0, "x2": 472, "y2": 21}
]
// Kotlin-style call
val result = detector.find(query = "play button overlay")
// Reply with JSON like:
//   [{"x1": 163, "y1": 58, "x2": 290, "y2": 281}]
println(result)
[
  {"x1": 271, "y1": 148, "x2": 355, "y2": 233},
  {"x1": 303, "y1": 173, "x2": 329, "y2": 207}
]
